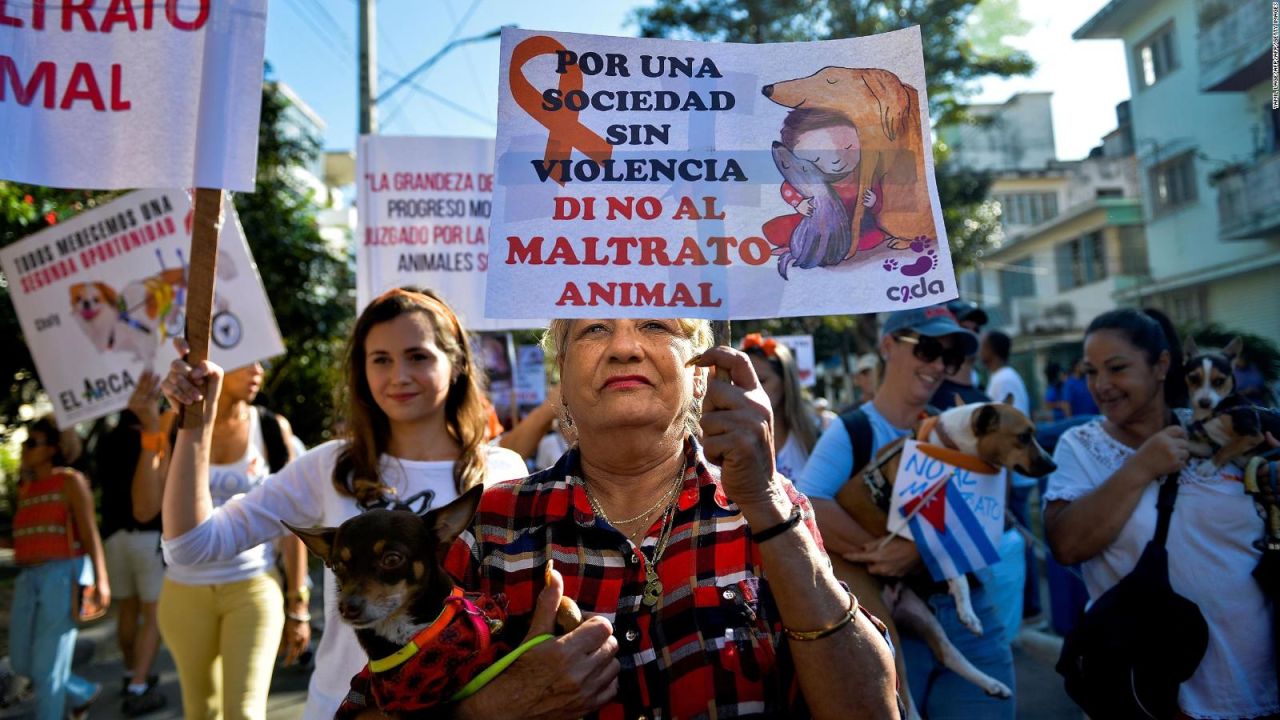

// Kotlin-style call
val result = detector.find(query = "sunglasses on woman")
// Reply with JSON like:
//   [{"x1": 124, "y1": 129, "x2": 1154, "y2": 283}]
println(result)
[{"x1": 894, "y1": 333, "x2": 966, "y2": 374}]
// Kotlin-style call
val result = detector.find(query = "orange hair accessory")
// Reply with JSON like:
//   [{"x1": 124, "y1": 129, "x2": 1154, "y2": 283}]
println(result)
[{"x1": 741, "y1": 333, "x2": 778, "y2": 357}]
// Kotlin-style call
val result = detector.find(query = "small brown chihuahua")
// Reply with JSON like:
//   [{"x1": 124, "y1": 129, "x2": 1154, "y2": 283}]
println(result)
[{"x1": 285, "y1": 486, "x2": 581, "y2": 718}]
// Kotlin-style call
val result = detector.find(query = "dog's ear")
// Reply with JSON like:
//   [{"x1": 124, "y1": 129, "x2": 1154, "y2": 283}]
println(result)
[
  {"x1": 972, "y1": 404, "x2": 1000, "y2": 436},
  {"x1": 1001, "y1": 393, "x2": 1015, "y2": 406},
  {"x1": 282, "y1": 521, "x2": 336, "y2": 561},
  {"x1": 953, "y1": 393, "x2": 965, "y2": 408},
  {"x1": 98, "y1": 283, "x2": 118, "y2": 306},
  {"x1": 1183, "y1": 336, "x2": 1200, "y2": 358},
  {"x1": 1224, "y1": 336, "x2": 1244, "y2": 361},
  {"x1": 424, "y1": 484, "x2": 484, "y2": 547}
]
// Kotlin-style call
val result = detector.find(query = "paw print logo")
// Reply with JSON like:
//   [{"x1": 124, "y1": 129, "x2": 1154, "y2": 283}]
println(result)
[
  {"x1": 900, "y1": 249, "x2": 938, "y2": 277},
  {"x1": 909, "y1": 236, "x2": 932, "y2": 253},
  {"x1": 882, "y1": 258, "x2": 900, "y2": 272}
]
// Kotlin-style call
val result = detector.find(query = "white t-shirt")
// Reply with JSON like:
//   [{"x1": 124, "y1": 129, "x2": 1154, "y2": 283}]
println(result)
[
  {"x1": 774, "y1": 432, "x2": 809, "y2": 483},
  {"x1": 985, "y1": 366, "x2": 1030, "y2": 416},
  {"x1": 1044, "y1": 416, "x2": 1278, "y2": 719},
  {"x1": 165, "y1": 407, "x2": 274, "y2": 585},
  {"x1": 163, "y1": 440, "x2": 528, "y2": 720}
]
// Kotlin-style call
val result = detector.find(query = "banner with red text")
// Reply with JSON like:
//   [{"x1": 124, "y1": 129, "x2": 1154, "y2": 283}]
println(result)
[
  {"x1": 487, "y1": 27, "x2": 955, "y2": 320},
  {"x1": 0, "y1": 0, "x2": 267, "y2": 191},
  {"x1": 0, "y1": 189, "x2": 284, "y2": 426},
  {"x1": 357, "y1": 135, "x2": 544, "y2": 330}
]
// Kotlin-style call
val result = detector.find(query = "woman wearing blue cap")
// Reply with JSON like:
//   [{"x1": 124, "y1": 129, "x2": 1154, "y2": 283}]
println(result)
[{"x1": 797, "y1": 304, "x2": 1015, "y2": 720}]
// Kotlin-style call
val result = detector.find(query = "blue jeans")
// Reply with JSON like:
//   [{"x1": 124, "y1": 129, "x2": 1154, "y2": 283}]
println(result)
[
  {"x1": 900, "y1": 585, "x2": 1016, "y2": 720},
  {"x1": 9, "y1": 557, "x2": 99, "y2": 720}
]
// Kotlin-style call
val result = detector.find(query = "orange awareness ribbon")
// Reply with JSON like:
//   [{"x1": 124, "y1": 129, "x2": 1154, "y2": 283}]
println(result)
[{"x1": 509, "y1": 35, "x2": 613, "y2": 186}]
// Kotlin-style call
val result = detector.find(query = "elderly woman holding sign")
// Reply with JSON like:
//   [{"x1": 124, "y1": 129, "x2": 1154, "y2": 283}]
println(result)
[{"x1": 445, "y1": 318, "x2": 898, "y2": 719}]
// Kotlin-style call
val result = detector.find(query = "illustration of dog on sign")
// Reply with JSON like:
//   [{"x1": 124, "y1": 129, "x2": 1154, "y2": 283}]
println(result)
[
  {"x1": 69, "y1": 249, "x2": 237, "y2": 362},
  {"x1": 761, "y1": 67, "x2": 938, "y2": 279}
]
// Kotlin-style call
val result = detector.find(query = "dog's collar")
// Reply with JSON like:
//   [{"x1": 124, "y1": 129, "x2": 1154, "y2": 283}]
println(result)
[{"x1": 368, "y1": 587, "x2": 482, "y2": 674}]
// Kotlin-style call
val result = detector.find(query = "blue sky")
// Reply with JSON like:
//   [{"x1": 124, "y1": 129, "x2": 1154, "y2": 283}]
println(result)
[{"x1": 265, "y1": 0, "x2": 1127, "y2": 160}]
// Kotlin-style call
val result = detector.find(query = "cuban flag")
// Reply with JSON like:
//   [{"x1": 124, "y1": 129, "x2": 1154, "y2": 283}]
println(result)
[{"x1": 887, "y1": 440, "x2": 1006, "y2": 581}]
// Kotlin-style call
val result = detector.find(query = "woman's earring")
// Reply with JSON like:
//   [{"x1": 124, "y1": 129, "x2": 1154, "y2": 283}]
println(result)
[{"x1": 560, "y1": 399, "x2": 574, "y2": 428}]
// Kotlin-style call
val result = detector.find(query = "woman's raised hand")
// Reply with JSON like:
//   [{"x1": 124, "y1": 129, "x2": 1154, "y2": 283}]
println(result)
[
  {"x1": 160, "y1": 338, "x2": 224, "y2": 427},
  {"x1": 1133, "y1": 424, "x2": 1191, "y2": 478},
  {"x1": 690, "y1": 346, "x2": 778, "y2": 513}
]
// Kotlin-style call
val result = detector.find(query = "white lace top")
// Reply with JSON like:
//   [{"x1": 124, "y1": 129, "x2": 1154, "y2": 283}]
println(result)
[{"x1": 1044, "y1": 413, "x2": 1278, "y2": 719}]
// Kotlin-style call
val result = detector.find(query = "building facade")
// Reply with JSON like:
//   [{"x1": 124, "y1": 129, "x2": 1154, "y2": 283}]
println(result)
[{"x1": 1075, "y1": 0, "x2": 1280, "y2": 342}]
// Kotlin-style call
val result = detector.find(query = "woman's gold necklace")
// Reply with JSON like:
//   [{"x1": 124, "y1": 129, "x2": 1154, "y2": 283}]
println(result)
[{"x1": 583, "y1": 462, "x2": 686, "y2": 608}]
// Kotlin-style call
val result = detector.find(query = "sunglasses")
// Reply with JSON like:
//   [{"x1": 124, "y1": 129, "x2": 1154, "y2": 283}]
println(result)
[{"x1": 894, "y1": 334, "x2": 966, "y2": 374}]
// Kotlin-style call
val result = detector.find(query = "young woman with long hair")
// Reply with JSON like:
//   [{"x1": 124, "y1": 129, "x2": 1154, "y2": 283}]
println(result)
[
  {"x1": 158, "y1": 287, "x2": 528, "y2": 720},
  {"x1": 740, "y1": 333, "x2": 819, "y2": 480}
]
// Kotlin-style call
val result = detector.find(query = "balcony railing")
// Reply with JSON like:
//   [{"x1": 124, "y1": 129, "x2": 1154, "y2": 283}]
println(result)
[
  {"x1": 1215, "y1": 152, "x2": 1280, "y2": 240},
  {"x1": 1198, "y1": 0, "x2": 1271, "y2": 91}
]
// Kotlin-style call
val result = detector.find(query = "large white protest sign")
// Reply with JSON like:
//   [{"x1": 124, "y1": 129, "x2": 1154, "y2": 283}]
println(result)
[
  {"x1": 0, "y1": 0, "x2": 267, "y2": 191},
  {"x1": 357, "y1": 135, "x2": 544, "y2": 330},
  {"x1": 886, "y1": 441, "x2": 1005, "y2": 581},
  {"x1": 487, "y1": 26, "x2": 955, "y2": 320},
  {"x1": 773, "y1": 334, "x2": 815, "y2": 388},
  {"x1": 0, "y1": 189, "x2": 285, "y2": 426}
]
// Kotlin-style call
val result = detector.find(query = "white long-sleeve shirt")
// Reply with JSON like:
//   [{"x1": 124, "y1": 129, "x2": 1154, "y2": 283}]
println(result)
[{"x1": 163, "y1": 440, "x2": 528, "y2": 720}]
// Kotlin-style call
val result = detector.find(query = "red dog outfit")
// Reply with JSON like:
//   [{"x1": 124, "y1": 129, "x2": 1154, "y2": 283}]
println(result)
[{"x1": 335, "y1": 588, "x2": 508, "y2": 718}]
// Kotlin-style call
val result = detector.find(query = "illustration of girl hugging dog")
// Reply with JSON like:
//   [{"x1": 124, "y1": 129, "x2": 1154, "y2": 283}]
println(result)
[{"x1": 761, "y1": 67, "x2": 938, "y2": 279}]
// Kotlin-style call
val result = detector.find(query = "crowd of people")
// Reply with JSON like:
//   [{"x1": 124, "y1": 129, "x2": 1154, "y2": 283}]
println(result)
[{"x1": 5, "y1": 290, "x2": 1278, "y2": 719}]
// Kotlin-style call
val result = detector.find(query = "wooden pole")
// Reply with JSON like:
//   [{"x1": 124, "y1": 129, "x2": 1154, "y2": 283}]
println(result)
[
  {"x1": 711, "y1": 320, "x2": 731, "y2": 381},
  {"x1": 180, "y1": 188, "x2": 225, "y2": 429}
]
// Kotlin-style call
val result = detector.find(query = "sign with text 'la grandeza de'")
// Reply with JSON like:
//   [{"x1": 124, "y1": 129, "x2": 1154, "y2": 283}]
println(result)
[
  {"x1": 357, "y1": 135, "x2": 544, "y2": 330},
  {"x1": 0, "y1": 189, "x2": 284, "y2": 427},
  {"x1": 486, "y1": 27, "x2": 956, "y2": 320},
  {"x1": 0, "y1": 0, "x2": 267, "y2": 191}
]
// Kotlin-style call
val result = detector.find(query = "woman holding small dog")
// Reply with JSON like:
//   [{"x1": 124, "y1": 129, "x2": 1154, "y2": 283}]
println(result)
[
  {"x1": 740, "y1": 332, "x2": 819, "y2": 480},
  {"x1": 1044, "y1": 308, "x2": 1279, "y2": 719},
  {"x1": 440, "y1": 318, "x2": 898, "y2": 719},
  {"x1": 159, "y1": 288, "x2": 528, "y2": 720}
]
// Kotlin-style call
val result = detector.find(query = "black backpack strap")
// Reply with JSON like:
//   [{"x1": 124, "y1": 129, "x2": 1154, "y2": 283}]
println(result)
[
  {"x1": 1152, "y1": 474, "x2": 1180, "y2": 548},
  {"x1": 256, "y1": 406, "x2": 290, "y2": 474},
  {"x1": 840, "y1": 409, "x2": 875, "y2": 479}
]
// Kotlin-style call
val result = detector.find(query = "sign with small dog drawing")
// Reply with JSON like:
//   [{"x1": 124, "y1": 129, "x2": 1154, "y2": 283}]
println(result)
[
  {"x1": 0, "y1": 189, "x2": 285, "y2": 427},
  {"x1": 486, "y1": 26, "x2": 955, "y2": 320},
  {"x1": 0, "y1": 0, "x2": 267, "y2": 191},
  {"x1": 357, "y1": 135, "x2": 544, "y2": 330},
  {"x1": 886, "y1": 440, "x2": 1005, "y2": 581}
]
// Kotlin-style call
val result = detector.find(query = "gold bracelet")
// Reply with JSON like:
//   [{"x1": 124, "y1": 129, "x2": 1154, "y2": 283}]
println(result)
[{"x1": 783, "y1": 591, "x2": 859, "y2": 641}]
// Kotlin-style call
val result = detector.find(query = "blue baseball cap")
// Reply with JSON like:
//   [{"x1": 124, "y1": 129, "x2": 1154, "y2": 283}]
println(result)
[{"x1": 882, "y1": 305, "x2": 979, "y2": 356}]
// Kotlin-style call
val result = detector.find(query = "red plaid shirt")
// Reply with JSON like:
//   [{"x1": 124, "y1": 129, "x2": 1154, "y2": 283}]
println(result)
[{"x1": 445, "y1": 438, "x2": 823, "y2": 719}]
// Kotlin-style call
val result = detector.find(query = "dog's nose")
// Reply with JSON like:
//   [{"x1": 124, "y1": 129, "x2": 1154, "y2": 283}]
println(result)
[
  {"x1": 338, "y1": 598, "x2": 364, "y2": 620},
  {"x1": 1198, "y1": 398, "x2": 1214, "y2": 409},
  {"x1": 761, "y1": 84, "x2": 773, "y2": 97}
]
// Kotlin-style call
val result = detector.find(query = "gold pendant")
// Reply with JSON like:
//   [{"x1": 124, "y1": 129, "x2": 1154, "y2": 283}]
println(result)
[{"x1": 642, "y1": 577, "x2": 664, "y2": 607}]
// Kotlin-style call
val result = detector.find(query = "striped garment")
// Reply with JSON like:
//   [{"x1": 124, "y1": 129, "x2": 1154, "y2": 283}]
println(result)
[{"x1": 444, "y1": 437, "x2": 826, "y2": 719}]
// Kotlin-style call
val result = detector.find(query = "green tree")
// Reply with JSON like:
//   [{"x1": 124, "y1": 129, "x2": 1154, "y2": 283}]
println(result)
[
  {"x1": 633, "y1": 0, "x2": 1034, "y2": 377},
  {"x1": 0, "y1": 81, "x2": 353, "y2": 448}
]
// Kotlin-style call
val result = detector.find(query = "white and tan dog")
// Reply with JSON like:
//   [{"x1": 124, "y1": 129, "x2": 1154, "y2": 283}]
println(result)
[
  {"x1": 831, "y1": 399, "x2": 1056, "y2": 716},
  {"x1": 69, "y1": 251, "x2": 237, "y2": 362}
]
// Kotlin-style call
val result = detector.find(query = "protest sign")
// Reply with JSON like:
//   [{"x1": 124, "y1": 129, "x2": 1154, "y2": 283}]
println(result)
[
  {"x1": 886, "y1": 440, "x2": 1004, "y2": 581},
  {"x1": 773, "y1": 334, "x2": 815, "y2": 388},
  {"x1": 515, "y1": 344, "x2": 547, "y2": 416},
  {"x1": 474, "y1": 332, "x2": 517, "y2": 428},
  {"x1": 357, "y1": 135, "x2": 543, "y2": 330},
  {"x1": 0, "y1": 189, "x2": 285, "y2": 427},
  {"x1": 487, "y1": 26, "x2": 955, "y2": 320},
  {"x1": 0, "y1": 0, "x2": 267, "y2": 191}
]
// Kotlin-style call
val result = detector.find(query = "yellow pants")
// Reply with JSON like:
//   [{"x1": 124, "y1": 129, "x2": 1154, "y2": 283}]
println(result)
[{"x1": 157, "y1": 574, "x2": 283, "y2": 720}]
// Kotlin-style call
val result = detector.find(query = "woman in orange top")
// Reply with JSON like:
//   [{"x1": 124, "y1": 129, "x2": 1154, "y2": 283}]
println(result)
[{"x1": 8, "y1": 416, "x2": 110, "y2": 720}]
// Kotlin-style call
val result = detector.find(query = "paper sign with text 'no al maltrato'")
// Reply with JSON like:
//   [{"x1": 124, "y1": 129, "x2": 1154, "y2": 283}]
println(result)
[
  {"x1": 486, "y1": 26, "x2": 956, "y2": 320},
  {"x1": 0, "y1": 189, "x2": 285, "y2": 427},
  {"x1": 356, "y1": 135, "x2": 545, "y2": 330},
  {"x1": 0, "y1": 0, "x2": 267, "y2": 191}
]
